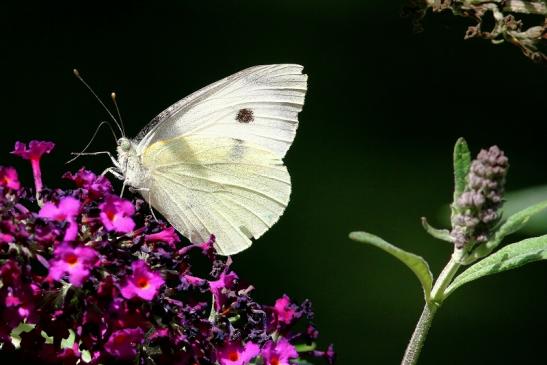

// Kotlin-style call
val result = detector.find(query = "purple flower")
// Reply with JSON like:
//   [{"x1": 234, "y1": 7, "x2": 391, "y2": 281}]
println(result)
[
  {"x1": 209, "y1": 271, "x2": 238, "y2": 311},
  {"x1": 261, "y1": 338, "x2": 298, "y2": 365},
  {"x1": 273, "y1": 295, "x2": 297, "y2": 324},
  {"x1": 49, "y1": 244, "x2": 98, "y2": 287},
  {"x1": 104, "y1": 327, "x2": 144, "y2": 360},
  {"x1": 0, "y1": 141, "x2": 333, "y2": 364},
  {"x1": 313, "y1": 344, "x2": 336, "y2": 365},
  {"x1": 145, "y1": 226, "x2": 181, "y2": 248},
  {"x1": 177, "y1": 235, "x2": 216, "y2": 256},
  {"x1": 217, "y1": 341, "x2": 260, "y2": 365},
  {"x1": 63, "y1": 168, "x2": 112, "y2": 198},
  {"x1": 120, "y1": 260, "x2": 164, "y2": 301},
  {"x1": 0, "y1": 233, "x2": 14, "y2": 245},
  {"x1": 99, "y1": 195, "x2": 135, "y2": 233},
  {"x1": 11, "y1": 140, "x2": 54, "y2": 195},
  {"x1": 182, "y1": 274, "x2": 207, "y2": 286},
  {"x1": 39, "y1": 196, "x2": 81, "y2": 241},
  {"x1": 0, "y1": 166, "x2": 20, "y2": 190}
]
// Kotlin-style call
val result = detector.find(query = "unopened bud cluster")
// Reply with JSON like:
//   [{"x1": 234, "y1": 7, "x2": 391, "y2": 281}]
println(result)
[{"x1": 451, "y1": 146, "x2": 509, "y2": 249}]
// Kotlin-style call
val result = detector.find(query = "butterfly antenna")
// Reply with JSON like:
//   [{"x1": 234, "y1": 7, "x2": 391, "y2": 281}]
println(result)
[
  {"x1": 111, "y1": 92, "x2": 126, "y2": 136},
  {"x1": 73, "y1": 68, "x2": 125, "y2": 137},
  {"x1": 66, "y1": 121, "x2": 119, "y2": 164}
]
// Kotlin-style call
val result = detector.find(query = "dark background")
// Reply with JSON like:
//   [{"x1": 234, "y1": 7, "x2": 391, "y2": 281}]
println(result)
[{"x1": 2, "y1": 1, "x2": 547, "y2": 364}]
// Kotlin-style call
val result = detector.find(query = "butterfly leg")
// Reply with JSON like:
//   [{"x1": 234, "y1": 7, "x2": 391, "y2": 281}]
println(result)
[
  {"x1": 129, "y1": 187, "x2": 159, "y2": 222},
  {"x1": 71, "y1": 151, "x2": 122, "y2": 170},
  {"x1": 101, "y1": 167, "x2": 124, "y2": 180}
]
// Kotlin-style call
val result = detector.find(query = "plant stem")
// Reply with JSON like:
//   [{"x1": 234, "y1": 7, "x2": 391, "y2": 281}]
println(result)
[
  {"x1": 430, "y1": 255, "x2": 461, "y2": 303},
  {"x1": 401, "y1": 303, "x2": 438, "y2": 365},
  {"x1": 401, "y1": 254, "x2": 462, "y2": 365},
  {"x1": 424, "y1": 0, "x2": 547, "y2": 15}
]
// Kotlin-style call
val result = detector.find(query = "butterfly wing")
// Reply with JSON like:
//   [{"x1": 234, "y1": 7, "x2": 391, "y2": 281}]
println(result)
[
  {"x1": 141, "y1": 135, "x2": 291, "y2": 255},
  {"x1": 135, "y1": 64, "x2": 307, "y2": 159}
]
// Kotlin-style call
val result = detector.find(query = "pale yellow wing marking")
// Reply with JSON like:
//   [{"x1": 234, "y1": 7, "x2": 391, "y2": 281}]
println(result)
[{"x1": 142, "y1": 135, "x2": 291, "y2": 255}]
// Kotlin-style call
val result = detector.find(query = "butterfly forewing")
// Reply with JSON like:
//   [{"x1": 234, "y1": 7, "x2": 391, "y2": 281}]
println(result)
[{"x1": 136, "y1": 64, "x2": 307, "y2": 159}]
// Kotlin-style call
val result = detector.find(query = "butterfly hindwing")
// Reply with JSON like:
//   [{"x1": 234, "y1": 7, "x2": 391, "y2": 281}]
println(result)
[{"x1": 141, "y1": 135, "x2": 291, "y2": 255}]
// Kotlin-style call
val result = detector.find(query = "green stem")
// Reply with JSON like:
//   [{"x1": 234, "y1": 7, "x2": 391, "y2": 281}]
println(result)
[
  {"x1": 430, "y1": 254, "x2": 461, "y2": 304},
  {"x1": 401, "y1": 303, "x2": 438, "y2": 365},
  {"x1": 401, "y1": 253, "x2": 462, "y2": 365}
]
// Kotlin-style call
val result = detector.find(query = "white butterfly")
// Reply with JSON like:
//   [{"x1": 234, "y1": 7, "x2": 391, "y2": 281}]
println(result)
[{"x1": 107, "y1": 64, "x2": 307, "y2": 255}]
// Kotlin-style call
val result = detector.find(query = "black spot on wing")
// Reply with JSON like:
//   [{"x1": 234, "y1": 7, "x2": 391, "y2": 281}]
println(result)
[{"x1": 236, "y1": 108, "x2": 254, "y2": 123}]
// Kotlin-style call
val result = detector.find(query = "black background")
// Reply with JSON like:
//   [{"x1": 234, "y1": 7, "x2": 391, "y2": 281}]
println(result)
[{"x1": 2, "y1": 1, "x2": 547, "y2": 364}]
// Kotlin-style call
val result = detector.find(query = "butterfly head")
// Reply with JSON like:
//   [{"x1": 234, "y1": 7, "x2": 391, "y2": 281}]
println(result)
[{"x1": 117, "y1": 137, "x2": 132, "y2": 153}]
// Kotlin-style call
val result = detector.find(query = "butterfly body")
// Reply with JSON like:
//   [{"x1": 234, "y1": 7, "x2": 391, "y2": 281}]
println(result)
[
  {"x1": 117, "y1": 138, "x2": 148, "y2": 189},
  {"x1": 112, "y1": 64, "x2": 307, "y2": 255}
]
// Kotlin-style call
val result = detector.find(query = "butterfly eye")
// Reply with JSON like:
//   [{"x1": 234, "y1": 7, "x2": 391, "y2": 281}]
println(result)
[{"x1": 117, "y1": 138, "x2": 131, "y2": 152}]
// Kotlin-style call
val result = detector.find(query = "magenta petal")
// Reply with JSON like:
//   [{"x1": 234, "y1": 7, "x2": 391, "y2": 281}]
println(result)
[
  {"x1": 12, "y1": 140, "x2": 55, "y2": 161},
  {"x1": 58, "y1": 197, "x2": 81, "y2": 217},
  {"x1": 63, "y1": 220, "x2": 78, "y2": 241},
  {"x1": 48, "y1": 244, "x2": 97, "y2": 286},
  {"x1": 113, "y1": 216, "x2": 135, "y2": 233},
  {"x1": 0, "y1": 166, "x2": 20, "y2": 190},
  {"x1": 104, "y1": 328, "x2": 144, "y2": 359},
  {"x1": 0, "y1": 233, "x2": 14, "y2": 244},
  {"x1": 218, "y1": 342, "x2": 260, "y2": 365},
  {"x1": 68, "y1": 267, "x2": 89, "y2": 287},
  {"x1": 99, "y1": 212, "x2": 115, "y2": 231},
  {"x1": 49, "y1": 262, "x2": 68, "y2": 281},
  {"x1": 76, "y1": 247, "x2": 98, "y2": 262},
  {"x1": 120, "y1": 260, "x2": 164, "y2": 301},
  {"x1": 274, "y1": 295, "x2": 297, "y2": 324},
  {"x1": 38, "y1": 202, "x2": 59, "y2": 219},
  {"x1": 137, "y1": 285, "x2": 157, "y2": 301}
]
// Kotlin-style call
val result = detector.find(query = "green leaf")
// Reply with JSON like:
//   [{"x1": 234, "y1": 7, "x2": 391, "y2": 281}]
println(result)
[
  {"x1": 421, "y1": 217, "x2": 452, "y2": 242},
  {"x1": 295, "y1": 342, "x2": 317, "y2": 352},
  {"x1": 61, "y1": 329, "x2": 76, "y2": 350},
  {"x1": 465, "y1": 199, "x2": 547, "y2": 263},
  {"x1": 293, "y1": 361, "x2": 315, "y2": 365},
  {"x1": 81, "y1": 350, "x2": 92, "y2": 363},
  {"x1": 452, "y1": 137, "x2": 471, "y2": 202},
  {"x1": 40, "y1": 330, "x2": 54, "y2": 345},
  {"x1": 503, "y1": 185, "x2": 547, "y2": 235},
  {"x1": 349, "y1": 231, "x2": 434, "y2": 302},
  {"x1": 446, "y1": 234, "x2": 547, "y2": 297},
  {"x1": 10, "y1": 322, "x2": 36, "y2": 349},
  {"x1": 54, "y1": 282, "x2": 71, "y2": 308}
]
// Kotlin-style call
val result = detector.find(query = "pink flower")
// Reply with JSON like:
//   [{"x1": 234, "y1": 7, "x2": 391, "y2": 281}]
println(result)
[
  {"x1": 209, "y1": 271, "x2": 238, "y2": 311},
  {"x1": 63, "y1": 168, "x2": 112, "y2": 198},
  {"x1": 177, "y1": 234, "x2": 215, "y2": 256},
  {"x1": 273, "y1": 295, "x2": 297, "y2": 324},
  {"x1": 182, "y1": 274, "x2": 207, "y2": 286},
  {"x1": 121, "y1": 260, "x2": 164, "y2": 301},
  {"x1": 11, "y1": 140, "x2": 54, "y2": 195},
  {"x1": 145, "y1": 226, "x2": 180, "y2": 248},
  {"x1": 260, "y1": 338, "x2": 298, "y2": 365},
  {"x1": 99, "y1": 195, "x2": 135, "y2": 233},
  {"x1": 217, "y1": 341, "x2": 260, "y2": 365},
  {"x1": 49, "y1": 243, "x2": 98, "y2": 287},
  {"x1": 313, "y1": 344, "x2": 336, "y2": 365},
  {"x1": 0, "y1": 233, "x2": 14, "y2": 245},
  {"x1": 0, "y1": 166, "x2": 20, "y2": 190},
  {"x1": 39, "y1": 196, "x2": 81, "y2": 241},
  {"x1": 104, "y1": 327, "x2": 144, "y2": 359}
]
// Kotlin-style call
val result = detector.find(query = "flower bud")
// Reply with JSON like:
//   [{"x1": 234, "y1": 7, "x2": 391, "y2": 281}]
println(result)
[{"x1": 451, "y1": 146, "x2": 509, "y2": 249}]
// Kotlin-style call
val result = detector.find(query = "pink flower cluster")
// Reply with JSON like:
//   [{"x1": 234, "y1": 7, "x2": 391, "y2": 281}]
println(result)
[{"x1": 0, "y1": 141, "x2": 334, "y2": 365}]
